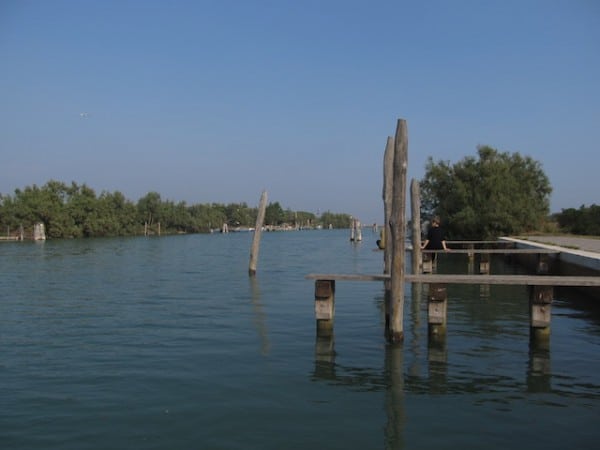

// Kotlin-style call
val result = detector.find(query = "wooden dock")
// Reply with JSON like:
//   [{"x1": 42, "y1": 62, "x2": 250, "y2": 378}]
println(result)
[
  {"x1": 306, "y1": 273, "x2": 600, "y2": 287},
  {"x1": 307, "y1": 118, "x2": 599, "y2": 345},
  {"x1": 306, "y1": 271, "x2": 600, "y2": 341}
]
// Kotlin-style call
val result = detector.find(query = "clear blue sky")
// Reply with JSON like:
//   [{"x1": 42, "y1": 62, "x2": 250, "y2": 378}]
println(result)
[{"x1": 1, "y1": 0, "x2": 598, "y2": 224}]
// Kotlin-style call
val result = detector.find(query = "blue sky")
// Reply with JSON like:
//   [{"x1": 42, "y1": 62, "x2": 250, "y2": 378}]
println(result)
[{"x1": 1, "y1": 0, "x2": 598, "y2": 224}]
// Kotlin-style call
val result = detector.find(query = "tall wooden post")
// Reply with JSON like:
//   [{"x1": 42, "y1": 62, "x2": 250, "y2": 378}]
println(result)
[
  {"x1": 249, "y1": 190, "x2": 268, "y2": 276},
  {"x1": 382, "y1": 136, "x2": 394, "y2": 332},
  {"x1": 382, "y1": 136, "x2": 394, "y2": 279},
  {"x1": 410, "y1": 178, "x2": 421, "y2": 275},
  {"x1": 389, "y1": 119, "x2": 408, "y2": 343}
]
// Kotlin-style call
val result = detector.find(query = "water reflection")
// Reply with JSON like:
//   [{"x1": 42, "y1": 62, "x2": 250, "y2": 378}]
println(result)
[
  {"x1": 384, "y1": 344, "x2": 405, "y2": 450},
  {"x1": 527, "y1": 336, "x2": 551, "y2": 392},
  {"x1": 311, "y1": 335, "x2": 406, "y2": 449},
  {"x1": 249, "y1": 276, "x2": 270, "y2": 356}
]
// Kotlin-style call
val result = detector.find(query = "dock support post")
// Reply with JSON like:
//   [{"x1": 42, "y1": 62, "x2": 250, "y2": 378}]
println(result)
[
  {"x1": 467, "y1": 243, "x2": 475, "y2": 261},
  {"x1": 315, "y1": 280, "x2": 335, "y2": 337},
  {"x1": 249, "y1": 190, "x2": 268, "y2": 276},
  {"x1": 530, "y1": 285, "x2": 552, "y2": 339},
  {"x1": 479, "y1": 253, "x2": 490, "y2": 274},
  {"x1": 388, "y1": 119, "x2": 408, "y2": 343},
  {"x1": 422, "y1": 253, "x2": 433, "y2": 274},
  {"x1": 428, "y1": 284, "x2": 447, "y2": 336},
  {"x1": 537, "y1": 254, "x2": 549, "y2": 274}
]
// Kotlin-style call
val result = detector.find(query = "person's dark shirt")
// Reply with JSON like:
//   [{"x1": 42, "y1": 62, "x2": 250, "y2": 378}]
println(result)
[{"x1": 425, "y1": 226, "x2": 445, "y2": 250}]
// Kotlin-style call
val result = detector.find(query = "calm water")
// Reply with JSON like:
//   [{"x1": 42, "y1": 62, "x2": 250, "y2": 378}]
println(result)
[{"x1": 1, "y1": 230, "x2": 599, "y2": 449}]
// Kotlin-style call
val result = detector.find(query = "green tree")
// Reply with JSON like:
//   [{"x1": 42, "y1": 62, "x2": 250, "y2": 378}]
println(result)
[
  {"x1": 319, "y1": 211, "x2": 352, "y2": 228},
  {"x1": 420, "y1": 146, "x2": 552, "y2": 239},
  {"x1": 556, "y1": 204, "x2": 600, "y2": 235},
  {"x1": 265, "y1": 202, "x2": 284, "y2": 225}
]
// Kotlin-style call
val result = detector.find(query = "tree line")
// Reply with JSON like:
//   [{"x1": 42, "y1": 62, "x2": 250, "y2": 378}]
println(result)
[
  {"x1": 553, "y1": 204, "x2": 600, "y2": 236},
  {"x1": 0, "y1": 180, "x2": 352, "y2": 239}
]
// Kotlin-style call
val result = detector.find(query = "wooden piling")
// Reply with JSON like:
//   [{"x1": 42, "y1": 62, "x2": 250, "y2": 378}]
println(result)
[
  {"x1": 249, "y1": 190, "x2": 268, "y2": 276},
  {"x1": 410, "y1": 178, "x2": 422, "y2": 275},
  {"x1": 428, "y1": 284, "x2": 448, "y2": 336},
  {"x1": 382, "y1": 136, "x2": 395, "y2": 332},
  {"x1": 422, "y1": 253, "x2": 433, "y2": 274},
  {"x1": 530, "y1": 285, "x2": 553, "y2": 329},
  {"x1": 479, "y1": 253, "x2": 490, "y2": 274},
  {"x1": 388, "y1": 119, "x2": 408, "y2": 343},
  {"x1": 382, "y1": 136, "x2": 394, "y2": 280},
  {"x1": 315, "y1": 280, "x2": 335, "y2": 337}
]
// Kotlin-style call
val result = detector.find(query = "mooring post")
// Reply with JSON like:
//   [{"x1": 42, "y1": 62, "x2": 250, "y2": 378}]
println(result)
[
  {"x1": 388, "y1": 119, "x2": 408, "y2": 343},
  {"x1": 537, "y1": 253, "x2": 549, "y2": 274},
  {"x1": 249, "y1": 190, "x2": 268, "y2": 276},
  {"x1": 479, "y1": 252, "x2": 490, "y2": 274},
  {"x1": 530, "y1": 285, "x2": 553, "y2": 339},
  {"x1": 382, "y1": 135, "x2": 394, "y2": 331},
  {"x1": 428, "y1": 284, "x2": 448, "y2": 336},
  {"x1": 410, "y1": 178, "x2": 422, "y2": 275},
  {"x1": 315, "y1": 279, "x2": 335, "y2": 337},
  {"x1": 422, "y1": 252, "x2": 433, "y2": 274}
]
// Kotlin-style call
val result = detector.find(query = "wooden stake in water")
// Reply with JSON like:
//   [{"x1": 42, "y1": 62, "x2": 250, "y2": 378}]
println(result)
[
  {"x1": 382, "y1": 135, "x2": 395, "y2": 333},
  {"x1": 249, "y1": 190, "x2": 268, "y2": 276},
  {"x1": 389, "y1": 119, "x2": 408, "y2": 343},
  {"x1": 410, "y1": 178, "x2": 422, "y2": 275},
  {"x1": 382, "y1": 136, "x2": 394, "y2": 280}
]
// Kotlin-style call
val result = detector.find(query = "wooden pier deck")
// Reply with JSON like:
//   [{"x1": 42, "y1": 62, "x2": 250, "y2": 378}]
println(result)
[{"x1": 305, "y1": 273, "x2": 600, "y2": 287}]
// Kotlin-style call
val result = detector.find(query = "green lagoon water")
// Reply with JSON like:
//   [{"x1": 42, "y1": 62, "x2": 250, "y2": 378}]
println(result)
[{"x1": 1, "y1": 230, "x2": 599, "y2": 449}]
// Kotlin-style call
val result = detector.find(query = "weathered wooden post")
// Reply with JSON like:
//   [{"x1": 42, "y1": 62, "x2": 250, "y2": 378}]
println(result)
[
  {"x1": 422, "y1": 253, "x2": 433, "y2": 274},
  {"x1": 382, "y1": 135, "x2": 395, "y2": 331},
  {"x1": 479, "y1": 252, "x2": 490, "y2": 274},
  {"x1": 537, "y1": 254, "x2": 549, "y2": 274},
  {"x1": 428, "y1": 284, "x2": 448, "y2": 336},
  {"x1": 467, "y1": 243, "x2": 475, "y2": 261},
  {"x1": 249, "y1": 190, "x2": 268, "y2": 276},
  {"x1": 315, "y1": 279, "x2": 335, "y2": 337},
  {"x1": 388, "y1": 119, "x2": 408, "y2": 343},
  {"x1": 410, "y1": 178, "x2": 422, "y2": 275},
  {"x1": 530, "y1": 285, "x2": 552, "y2": 340}
]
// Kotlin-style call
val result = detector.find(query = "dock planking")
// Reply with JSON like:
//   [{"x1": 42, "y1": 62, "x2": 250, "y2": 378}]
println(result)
[
  {"x1": 422, "y1": 248, "x2": 558, "y2": 254},
  {"x1": 305, "y1": 273, "x2": 600, "y2": 287}
]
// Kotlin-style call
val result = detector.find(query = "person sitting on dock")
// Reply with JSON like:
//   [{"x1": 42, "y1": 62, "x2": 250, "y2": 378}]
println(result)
[{"x1": 421, "y1": 216, "x2": 449, "y2": 261}]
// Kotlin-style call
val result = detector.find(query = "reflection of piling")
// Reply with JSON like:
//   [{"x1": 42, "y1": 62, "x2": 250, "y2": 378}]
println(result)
[
  {"x1": 249, "y1": 190, "x2": 268, "y2": 276},
  {"x1": 527, "y1": 336, "x2": 551, "y2": 392},
  {"x1": 250, "y1": 276, "x2": 270, "y2": 355},
  {"x1": 313, "y1": 335, "x2": 336, "y2": 380},
  {"x1": 384, "y1": 345, "x2": 405, "y2": 449}
]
